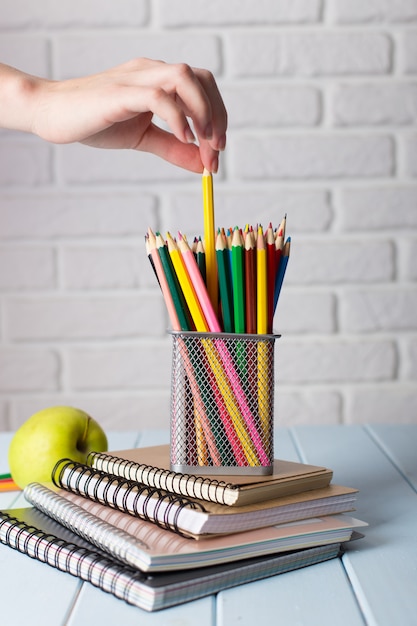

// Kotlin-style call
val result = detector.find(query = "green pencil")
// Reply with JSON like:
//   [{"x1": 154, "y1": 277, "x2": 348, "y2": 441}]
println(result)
[
  {"x1": 231, "y1": 227, "x2": 245, "y2": 333},
  {"x1": 215, "y1": 231, "x2": 234, "y2": 333},
  {"x1": 156, "y1": 233, "x2": 192, "y2": 331}
]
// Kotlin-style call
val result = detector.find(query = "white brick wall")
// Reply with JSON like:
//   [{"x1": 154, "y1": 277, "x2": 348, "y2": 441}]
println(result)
[{"x1": 1, "y1": 1, "x2": 416, "y2": 431}]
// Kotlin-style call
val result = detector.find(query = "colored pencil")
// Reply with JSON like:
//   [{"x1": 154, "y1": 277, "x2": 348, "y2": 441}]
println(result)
[
  {"x1": 147, "y1": 229, "x2": 180, "y2": 332},
  {"x1": 166, "y1": 232, "x2": 209, "y2": 332},
  {"x1": 274, "y1": 236, "x2": 291, "y2": 312},
  {"x1": 216, "y1": 231, "x2": 234, "y2": 333},
  {"x1": 177, "y1": 233, "x2": 221, "y2": 334},
  {"x1": 195, "y1": 237, "x2": 206, "y2": 284},
  {"x1": 266, "y1": 223, "x2": 276, "y2": 334},
  {"x1": 231, "y1": 227, "x2": 245, "y2": 334},
  {"x1": 256, "y1": 225, "x2": 268, "y2": 335},
  {"x1": 202, "y1": 169, "x2": 218, "y2": 312},
  {"x1": 244, "y1": 229, "x2": 257, "y2": 335},
  {"x1": 177, "y1": 232, "x2": 266, "y2": 463},
  {"x1": 155, "y1": 233, "x2": 193, "y2": 332}
]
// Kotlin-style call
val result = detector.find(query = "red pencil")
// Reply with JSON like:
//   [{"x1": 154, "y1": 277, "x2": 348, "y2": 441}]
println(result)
[{"x1": 244, "y1": 229, "x2": 257, "y2": 334}]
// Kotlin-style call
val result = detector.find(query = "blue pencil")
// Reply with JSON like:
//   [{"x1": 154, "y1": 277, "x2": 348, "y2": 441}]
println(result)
[{"x1": 273, "y1": 237, "x2": 291, "y2": 312}]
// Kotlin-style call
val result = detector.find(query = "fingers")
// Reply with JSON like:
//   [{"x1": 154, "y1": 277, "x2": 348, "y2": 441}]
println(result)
[
  {"x1": 192, "y1": 66, "x2": 228, "y2": 153},
  {"x1": 116, "y1": 59, "x2": 227, "y2": 172},
  {"x1": 138, "y1": 123, "x2": 204, "y2": 173}
]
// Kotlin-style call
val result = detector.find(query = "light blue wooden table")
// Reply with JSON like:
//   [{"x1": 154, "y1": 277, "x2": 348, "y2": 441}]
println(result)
[{"x1": 1, "y1": 424, "x2": 416, "y2": 626}]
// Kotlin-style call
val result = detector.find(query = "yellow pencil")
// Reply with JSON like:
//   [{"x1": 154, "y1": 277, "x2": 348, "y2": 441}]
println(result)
[
  {"x1": 255, "y1": 225, "x2": 270, "y2": 446},
  {"x1": 256, "y1": 225, "x2": 268, "y2": 335},
  {"x1": 202, "y1": 168, "x2": 218, "y2": 313}
]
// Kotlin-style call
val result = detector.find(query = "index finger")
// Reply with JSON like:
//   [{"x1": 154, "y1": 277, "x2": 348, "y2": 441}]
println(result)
[{"x1": 192, "y1": 66, "x2": 227, "y2": 152}]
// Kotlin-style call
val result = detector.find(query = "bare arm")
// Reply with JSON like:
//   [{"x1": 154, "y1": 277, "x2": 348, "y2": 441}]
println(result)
[{"x1": 0, "y1": 58, "x2": 227, "y2": 173}]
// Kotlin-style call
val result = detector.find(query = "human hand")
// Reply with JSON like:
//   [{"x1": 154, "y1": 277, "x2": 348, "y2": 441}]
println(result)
[{"x1": 0, "y1": 59, "x2": 227, "y2": 173}]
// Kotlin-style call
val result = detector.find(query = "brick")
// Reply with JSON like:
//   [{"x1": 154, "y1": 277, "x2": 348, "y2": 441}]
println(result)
[
  {"x1": 167, "y1": 189, "x2": 333, "y2": 237},
  {"x1": 404, "y1": 134, "x2": 417, "y2": 176},
  {"x1": 339, "y1": 187, "x2": 417, "y2": 230},
  {"x1": 408, "y1": 338, "x2": 417, "y2": 378},
  {"x1": 5, "y1": 295, "x2": 166, "y2": 340},
  {"x1": 330, "y1": 0, "x2": 417, "y2": 23},
  {"x1": 233, "y1": 135, "x2": 394, "y2": 180},
  {"x1": 229, "y1": 32, "x2": 392, "y2": 77},
  {"x1": 0, "y1": 140, "x2": 52, "y2": 186},
  {"x1": 277, "y1": 339, "x2": 396, "y2": 383},
  {"x1": 333, "y1": 83, "x2": 417, "y2": 126},
  {"x1": 59, "y1": 144, "x2": 194, "y2": 183},
  {"x1": 160, "y1": 0, "x2": 322, "y2": 26},
  {"x1": 274, "y1": 391, "x2": 342, "y2": 426},
  {"x1": 68, "y1": 343, "x2": 171, "y2": 390},
  {"x1": 341, "y1": 288, "x2": 417, "y2": 332},
  {"x1": 1, "y1": 0, "x2": 149, "y2": 28},
  {"x1": 402, "y1": 31, "x2": 417, "y2": 73},
  {"x1": 0, "y1": 192, "x2": 156, "y2": 239},
  {"x1": 0, "y1": 35, "x2": 49, "y2": 76},
  {"x1": 0, "y1": 247, "x2": 55, "y2": 289},
  {"x1": 9, "y1": 393, "x2": 171, "y2": 430},
  {"x1": 62, "y1": 245, "x2": 154, "y2": 290},
  {"x1": 288, "y1": 239, "x2": 394, "y2": 284},
  {"x1": 274, "y1": 292, "x2": 336, "y2": 334},
  {"x1": 347, "y1": 387, "x2": 417, "y2": 423},
  {"x1": 404, "y1": 239, "x2": 417, "y2": 280},
  {"x1": 0, "y1": 349, "x2": 59, "y2": 391},
  {"x1": 56, "y1": 34, "x2": 222, "y2": 79},
  {"x1": 223, "y1": 85, "x2": 321, "y2": 128}
]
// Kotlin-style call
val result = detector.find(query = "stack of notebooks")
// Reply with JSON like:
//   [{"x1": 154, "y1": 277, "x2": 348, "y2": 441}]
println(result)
[{"x1": 0, "y1": 444, "x2": 366, "y2": 612}]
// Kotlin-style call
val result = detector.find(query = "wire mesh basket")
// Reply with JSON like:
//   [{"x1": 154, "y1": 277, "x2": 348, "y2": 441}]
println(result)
[{"x1": 170, "y1": 331, "x2": 279, "y2": 475}]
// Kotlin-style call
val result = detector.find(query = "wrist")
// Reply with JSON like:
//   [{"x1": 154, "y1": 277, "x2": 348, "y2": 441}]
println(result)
[{"x1": 0, "y1": 63, "x2": 44, "y2": 134}]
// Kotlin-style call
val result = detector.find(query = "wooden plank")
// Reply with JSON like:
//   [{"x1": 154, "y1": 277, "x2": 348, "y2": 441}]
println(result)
[
  {"x1": 217, "y1": 427, "x2": 364, "y2": 626},
  {"x1": 66, "y1": 584, "x2": 215, "y2": 626},
  {"x1": 366, "y1": 424, "x2": 417, "y2": 492},
  {"x1": 217, "y1": 558, "x2": 364, "y2": 626},
  {"x1": 0, "y1": 536, "x2": 82, "y2": 626},
  {"x1": 0, "y1": 431, "x2": 140, "y2": 626},
  {"x1": 290, "y1": 425, "x2": 417, "y2": 626}
]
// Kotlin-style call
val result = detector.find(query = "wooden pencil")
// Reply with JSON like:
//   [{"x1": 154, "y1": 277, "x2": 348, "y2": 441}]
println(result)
[
  {"x1": 256, "y1": 225, "x2": 268, "y2": 335},
  {"x1": 231, "y1": 227, "x2": 245, "y2": 334},
  {"x1": 216, "y1": 231, "x2": 234, "y2": 333},
  {"x1": 202, "y1": 168, "x2": 218, "y2": 312},
  {"x1": 244, "y1": 229, "x2": 257, "y2": 334}
]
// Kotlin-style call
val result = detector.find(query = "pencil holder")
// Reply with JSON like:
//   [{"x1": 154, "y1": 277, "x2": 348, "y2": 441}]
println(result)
[{"x1": 169, "y1": 331, "x2": 279, "y2": 475}]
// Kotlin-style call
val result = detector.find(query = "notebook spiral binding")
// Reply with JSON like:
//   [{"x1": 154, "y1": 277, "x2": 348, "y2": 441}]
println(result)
[
  {"x1": 87, "y1": 451, "x2": 237, "y2": 505},
  {"x1": 0, "y1": 511, "x2": 145, "y2": 603},
  {"x1": 52, "y1": 459, "x2": 206, "y2": 536}
]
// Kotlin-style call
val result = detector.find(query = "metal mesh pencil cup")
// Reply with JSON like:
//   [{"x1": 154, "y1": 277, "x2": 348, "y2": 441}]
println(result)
[{"x1": 169, "y1": 331, "x2": 279, "y2": 475}]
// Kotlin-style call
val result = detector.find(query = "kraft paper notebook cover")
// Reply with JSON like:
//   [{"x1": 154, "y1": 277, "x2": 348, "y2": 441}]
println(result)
[
  {"x1": 23, "y1": 482, "x2": 366, "y2": 572},
  {"x1": 87, "y1": 444, "x2": 333, "y2": 506},
  {"x1": 51, "y1": 458, "x2": 357, "y2": 537},
  {"x1": 0, "y1": 506, "x2": 344, "y2": 613}
]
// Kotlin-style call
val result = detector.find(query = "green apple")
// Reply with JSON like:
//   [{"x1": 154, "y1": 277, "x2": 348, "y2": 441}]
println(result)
[{"x1": 8, "y1": 406, "x2": 108, "y2": 489}]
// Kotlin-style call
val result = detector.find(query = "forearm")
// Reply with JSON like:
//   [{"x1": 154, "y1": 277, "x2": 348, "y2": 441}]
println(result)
[{"x1": 0, "y1": 63, "x2": 47, "y2": 134}]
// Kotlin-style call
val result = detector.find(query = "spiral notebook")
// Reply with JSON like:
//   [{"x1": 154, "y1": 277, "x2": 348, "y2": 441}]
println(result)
[
  {"x1": 88, "y1": 444, "x2": 333, "y2": 506},
  {"x1": 23, "y1": 482, "x2": 365, "y2": 572},
  {"x1": 0, "y1": 505, "x2": 344, "y2": 612},
  {"x1": 51, "y1": 458, "x2": 357, "y2": 537}
]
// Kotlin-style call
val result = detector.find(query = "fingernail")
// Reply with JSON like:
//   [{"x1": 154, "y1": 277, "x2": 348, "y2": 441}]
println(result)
[
  {"x1": 211, "y1": 155, "x2": 219, "y2": 173},
  {"x1": 217, "y1": 134, "x2": 226, "y2": 151},
  {"x1": 185, "y1": 126, "x2": 196, "y2": 143},
  {"x1": 204, "y1": 123, "x2": 213, "y2": 140}
]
